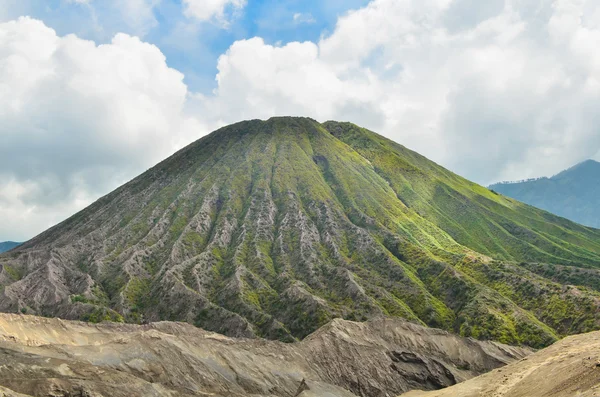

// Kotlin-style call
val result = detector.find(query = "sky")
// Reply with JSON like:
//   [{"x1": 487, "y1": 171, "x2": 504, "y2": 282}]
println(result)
[{"x1": 1, "y1": 0, "x2": 600, "y2": 241}]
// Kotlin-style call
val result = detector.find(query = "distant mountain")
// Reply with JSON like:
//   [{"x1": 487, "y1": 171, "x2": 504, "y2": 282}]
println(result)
[
  {"x1": 0, "y1": 242, "x2": 20, "y2": 254},
  {"x1": 490, "y1": 160, "x2": 600, "y2": 228},
  {"x1": 2, "y1": 117, "x2": 600, "y2": 349}
]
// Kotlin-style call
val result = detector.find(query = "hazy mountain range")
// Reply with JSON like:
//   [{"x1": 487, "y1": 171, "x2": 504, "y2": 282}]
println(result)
[
  {"x1": 1, "y1": 118, "x2": 600, "y2": 350},
  {"x1": 0, "y1": 242, "x2": 20, "y2": 254},
  {"x1": 490, "y1": 159, "x2": 600, "y2": 228}
]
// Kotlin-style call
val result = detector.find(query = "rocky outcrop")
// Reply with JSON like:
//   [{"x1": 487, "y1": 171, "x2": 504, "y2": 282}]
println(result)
[
  {"x1": 401, "y1": 330, "x2": 600, "y2": 397},
  {"x1": 0, "y1": 314, "x2": 530, "y2": 397}
]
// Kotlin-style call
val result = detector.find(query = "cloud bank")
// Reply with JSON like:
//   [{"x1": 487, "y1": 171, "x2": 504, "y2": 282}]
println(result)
[
  {"x1": 2, "y1": 0, "x2": 600, "y2": 240},
  {"x1": 205, "y1": 0, "x2": 600, "y2": 185},
  {"x1": 183, "y1": 0, "x2": 247, "y2": 25},
  {"x1": 0, "y1": 17, "x2": 203, "y2": 240}
]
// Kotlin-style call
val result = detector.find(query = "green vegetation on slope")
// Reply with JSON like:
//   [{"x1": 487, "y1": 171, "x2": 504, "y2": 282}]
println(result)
[{"x1": 1, "y1": 117, "x2": 600, "y2": 349}]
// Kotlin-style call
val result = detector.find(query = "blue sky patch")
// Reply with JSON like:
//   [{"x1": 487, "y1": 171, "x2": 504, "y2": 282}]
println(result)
[{"x1": 0, "y1": 0, "x2": 369, "y2": 92}]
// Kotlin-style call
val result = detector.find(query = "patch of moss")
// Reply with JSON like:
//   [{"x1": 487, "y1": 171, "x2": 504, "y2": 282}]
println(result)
[
  {"x1": 81, "y1": 307, "x2": 124, "y2": 323},
  {"x1": 3, "y1": 265, "x2": 22, "y2": 281}
]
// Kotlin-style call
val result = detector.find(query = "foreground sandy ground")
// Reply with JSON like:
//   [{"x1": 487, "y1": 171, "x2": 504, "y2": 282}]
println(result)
[
  {"x1": 4, "y1": 312, "x2": 600, "y2": 397},
  {"x1": 401, "y1": 330, "x2": 600, "y2": 397},
  {"x1": 0, "y1": 313, "x2": 528, "y2": 397}
]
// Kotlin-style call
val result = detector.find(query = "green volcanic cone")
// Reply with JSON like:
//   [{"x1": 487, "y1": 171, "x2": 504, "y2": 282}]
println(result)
[{"x1": 2, "y1": 117, "x2": 600, "y2": 348}]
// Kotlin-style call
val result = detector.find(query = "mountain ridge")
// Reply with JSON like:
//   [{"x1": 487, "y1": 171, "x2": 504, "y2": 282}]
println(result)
[
  {"x1": 1, "y1": 117, "x2": 600, "y2": 348},
  {"x1": 555, "y1": 159, "x2": 600, "y2": 179},
  {"x1": 490, "y1": 159, "x2": 600, "y2": 228},
  {"x1": 0, "y1": 242, "x2": 20, "y2": 254}
]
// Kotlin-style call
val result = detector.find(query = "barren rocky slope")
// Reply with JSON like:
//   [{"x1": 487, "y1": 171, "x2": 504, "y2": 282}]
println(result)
[
  {"x1": 401, "y1": 329, "x2": 600, "y2": 397},
  {"x1": 0, "y1": 314, "x2": 530, "y2": 397},
  {"x1": 1, "y1": 117, "x2": 600, "y2": 348}
]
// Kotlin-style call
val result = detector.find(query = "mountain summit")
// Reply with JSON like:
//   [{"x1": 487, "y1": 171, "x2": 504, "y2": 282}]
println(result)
[
  {"x1": 490, "y1": 160, "x2": 600, "y2": 228},
  {"x1": 1, "y1": 117, "x2": 600, "y2": 347}
]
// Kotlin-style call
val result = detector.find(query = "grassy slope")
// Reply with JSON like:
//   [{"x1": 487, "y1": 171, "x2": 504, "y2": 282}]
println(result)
[
  {"x1": 324, "y1": 122, "x2": 600, "y2": 265},
  {"x1": 324, "y1": 121, "x2": 600, "y2": 345}
]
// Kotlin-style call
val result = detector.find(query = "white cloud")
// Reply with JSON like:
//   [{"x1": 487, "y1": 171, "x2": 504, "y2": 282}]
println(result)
[
  {"x1": 64, "y1": 0, "x2": 160, "y2": 38},
  {"x1": 293, "y1": 12, "x2": 316, "y2": 25},
  {"x1": 0, "y1": 17, "x2": 205, "y2": 241},
  {"x1": 182, "y1": 0, "x2": 246, "y2": 26},
  {"x1": 116, "y1": 0, "x2": 161, "y2": 36},
  {"x1": 204, "y1": 38, "x2": 380, "y2": 121},
  {"x1": 198, "y1": 0, "x2": 600, "y2": 185},
  {"x1": 5, "y1": 0, "x2": 600, "y2": 240}
]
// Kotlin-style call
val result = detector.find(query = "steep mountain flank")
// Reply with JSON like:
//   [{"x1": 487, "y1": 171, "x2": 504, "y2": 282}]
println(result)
[
  {"x1": 0, "y1": 314, "x2": 530, "y2": 397},
  {"x1": 490, "y1": 159, "x2": 600, "y2": 228},
  {"x1": 1, "y1": 117, "x2": 600, "y2": 348}
]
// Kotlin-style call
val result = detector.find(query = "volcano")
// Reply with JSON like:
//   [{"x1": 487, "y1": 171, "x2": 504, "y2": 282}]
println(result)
[{"x1": 2, "y1": 117, "x2": 600, "y2": 348}]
